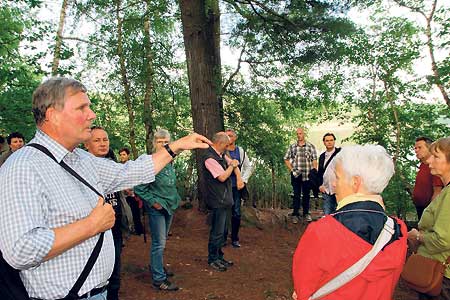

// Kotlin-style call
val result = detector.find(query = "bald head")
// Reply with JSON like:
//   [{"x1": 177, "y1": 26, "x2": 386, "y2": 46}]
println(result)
[{"x1": 211, "y1": 132, "x2": 230, "y2": 153}]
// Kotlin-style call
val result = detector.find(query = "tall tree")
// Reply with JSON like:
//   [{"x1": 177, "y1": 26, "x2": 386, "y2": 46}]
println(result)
[
  {"x1": 142, "y1": 0, "x2": 156, "y2": 154},
  {"x1": 392, "y1": 0, "x2": 449, "y2": 107},
  {"x1": 52, "y1": 0, "x2": 69, "y2": 76},
  {"x1": 179, "y1": 0, "x2": 224, "y2": 210},
  {"x1": 114, "y1": 0, "x2": 138, "y2": 158}
]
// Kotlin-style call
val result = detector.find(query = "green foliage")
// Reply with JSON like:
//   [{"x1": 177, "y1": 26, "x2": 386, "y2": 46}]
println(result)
[{"x1": 0, "y1": 2, "x2": 44, "y2": 139}]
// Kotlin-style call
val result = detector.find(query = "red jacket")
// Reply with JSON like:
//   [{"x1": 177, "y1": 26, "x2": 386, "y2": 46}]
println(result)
[{"x1": 292, "y1": 216, "x2": 407, "y2": 300}]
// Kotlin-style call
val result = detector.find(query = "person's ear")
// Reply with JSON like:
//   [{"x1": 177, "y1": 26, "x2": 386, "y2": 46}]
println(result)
[
  {"x1": 45, "y1": 107, "x2": 60, "y2": 125},
  {"x1": 352, "y1": 175, "x2": 362, "y2": 193}
]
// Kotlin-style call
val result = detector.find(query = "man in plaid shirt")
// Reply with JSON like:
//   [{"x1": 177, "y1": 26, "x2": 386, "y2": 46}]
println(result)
[
  {"x1": 284, "y1": 128, "x2": 318, "y2": 223},
  {"x1": 0, "y1": 77, "x2": 210, "y2": 300}
]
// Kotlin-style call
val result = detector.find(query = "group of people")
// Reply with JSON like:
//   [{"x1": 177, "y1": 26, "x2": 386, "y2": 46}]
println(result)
[
  {"x1": 284, "y1": 128, "x2": 341, "y2": 222},
  {"x1": 0, "y1": 77, "x2": 256, "y2": 300},
  {"x1": 1, "y1": 76, "x2": 449, "y2": 300},
  {"x1": 286, "y1": 127, "x2": 450, "y2": 300}
]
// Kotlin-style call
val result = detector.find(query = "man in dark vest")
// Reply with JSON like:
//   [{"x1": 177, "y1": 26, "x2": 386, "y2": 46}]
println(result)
[
  {"x1": 202, "y1": 132, "x2": 243, "y2": 272},
  {"x1": 318, "y1": 133, "x2": 341, "y2": 215}
]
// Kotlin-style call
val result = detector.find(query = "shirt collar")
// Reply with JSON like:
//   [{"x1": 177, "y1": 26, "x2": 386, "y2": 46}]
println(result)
[
  {"x1": 33, "y1": 129, "x2": 76, "y2": 163},
  {"x1": 336, "y1": 193, "x2": 385, "y2": 211}
]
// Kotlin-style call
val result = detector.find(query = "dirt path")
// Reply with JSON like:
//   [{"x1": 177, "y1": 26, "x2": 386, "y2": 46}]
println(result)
[{"x1": 119, "y1": 207, "x2": 417, "y2": 300}]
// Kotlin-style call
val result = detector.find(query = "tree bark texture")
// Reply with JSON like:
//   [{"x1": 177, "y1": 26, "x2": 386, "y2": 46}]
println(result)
[
  {"x1": 115, "y1": 0, "x2": 138, "y2": 158},
  {"x1": 179, "y1": 0, "x2": 224, "y2": 210},
  {"x1": 52, "y1": 0, "x2": 69, "y2": 76},
  {"x1": 143, "y1": 0, "x2": 155, "y2": 154}
]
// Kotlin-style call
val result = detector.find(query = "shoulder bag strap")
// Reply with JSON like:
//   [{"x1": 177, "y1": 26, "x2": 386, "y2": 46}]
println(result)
[
  {"x1": 322, "y1": 148, "x2": 340, "y2": 172},
  {"x1": 309, "y1": 217, "x2": 395, "y2": 300},
  {"x1": 27, "y1": 143, "x2": 105, "y2": 299}
]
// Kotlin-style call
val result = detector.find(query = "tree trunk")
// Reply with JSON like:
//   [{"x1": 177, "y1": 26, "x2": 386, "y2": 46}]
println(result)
[
  {"x1": 115, "y1": 0, "x2": 138, "y2": 158},
  {"x1": 52, "y1": 0, "x2": 69, "y2": 76},
  {"x1": 393, "y1": 0, "x2": 449, "y2": 107},
  {"x1": 179, "y1": 0, "x2": 224, "y2": 211},
  {"x1": 271, "y1": 163, "x2": 276, "y2": 209},
  {"x1": 143, "y1": 0, "x2": 155, "y2": 154},
  {"x1": 424, "y1": 0, "x2": 450, "y2": 107}
]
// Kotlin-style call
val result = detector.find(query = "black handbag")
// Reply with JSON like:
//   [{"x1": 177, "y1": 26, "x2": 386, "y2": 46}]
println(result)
[
  {"x1": 308, "y1": 168, "x2": 321, "y2": 190},
  {"x1": 0, "y1": 251, "x2": 29, "y2": 300}
]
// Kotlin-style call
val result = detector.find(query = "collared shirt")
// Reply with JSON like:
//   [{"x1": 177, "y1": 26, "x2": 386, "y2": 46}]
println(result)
[
  {"x1": 336, "y1": 193, "x2": 385, "y2": 211},
  {"x1": 0, "y1": 130, "x2": 155, "y2": 299},
  {"x1": 284, "y1": 141, "x2": 317, "y2": 178},
  {"x1": 412, "y1": 162, "x2": 443, "y2": 207},
  {"x1": 134, "y1": 164, "x2": 181, "y2": 215},
  {"x1": 205, "y1": 147, "x2": 232, "y2": 178}
]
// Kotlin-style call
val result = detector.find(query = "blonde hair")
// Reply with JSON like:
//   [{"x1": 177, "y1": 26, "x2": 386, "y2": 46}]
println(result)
[{"x1": 430, "y1": 137, "x2": 450, "y2": 163}]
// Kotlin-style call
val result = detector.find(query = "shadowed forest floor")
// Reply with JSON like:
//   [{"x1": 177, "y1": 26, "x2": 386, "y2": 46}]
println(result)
[{"x1": 119, "y1": 205, "x2": 417, "y2": 300}]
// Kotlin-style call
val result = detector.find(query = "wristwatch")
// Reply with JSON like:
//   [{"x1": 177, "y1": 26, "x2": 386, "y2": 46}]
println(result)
[{"x1": 163, "y1": 143, "x2": 177, "y2": 159}]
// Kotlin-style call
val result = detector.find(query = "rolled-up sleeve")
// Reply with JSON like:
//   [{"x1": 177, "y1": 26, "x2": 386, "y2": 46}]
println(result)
[{"x1": 0, "y1": 160, "x2": 55, "y2": 269}]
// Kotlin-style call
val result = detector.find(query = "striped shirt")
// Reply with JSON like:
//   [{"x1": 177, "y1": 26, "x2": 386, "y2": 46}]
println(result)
[
  {"x1": 284, "y1": 141, "x2": 317, "y2": 179},
  {"x1": 0, "y1": 130, "x2": 155, "y2": 299}
]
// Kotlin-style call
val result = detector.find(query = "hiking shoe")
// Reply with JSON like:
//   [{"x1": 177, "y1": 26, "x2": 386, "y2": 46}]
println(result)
[
  {"x1": 209, "y1": 260, "x2": 227, "y2": 272},
  {"x1": 231, "y1": 241, "x2": 241, "y2": 248},
  {"x1": 152, "y1": 279, "x2": 179, "y2": 291},
  {"x1": 219, "y1": 258, "x2": 234, "y2": 267},
  {"x1": 304, "y1": 214, "x2": 312, "y2": 222}
]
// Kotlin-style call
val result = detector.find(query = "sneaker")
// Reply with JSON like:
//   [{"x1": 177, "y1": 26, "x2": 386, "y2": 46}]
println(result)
[
  {"x1": 292, "y1": 216, "x2": 299, "y2": 224},
  {"x1": 304, "y1": 214, "x2": 312, "y2": 222},
  {"x1": 209, "y1": 260, "x2": 227, "y2": 272},
  {"x1": 148, "y1": 265, "x2": 174, "y2": 277},
  {"x1": 219, "y1": 258, "x2": 234, "y2": 267},
  {"x1": 152, "y1": 279, "x2": 179, "y2": 291},
  {"x1": 231, "y1": 241, "x2": 241, "y2": 248}
]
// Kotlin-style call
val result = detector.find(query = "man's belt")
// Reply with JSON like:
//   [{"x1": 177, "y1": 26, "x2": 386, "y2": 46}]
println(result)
[{"x1": 31, "y1": 285, "x2": 107, "y2": 300}]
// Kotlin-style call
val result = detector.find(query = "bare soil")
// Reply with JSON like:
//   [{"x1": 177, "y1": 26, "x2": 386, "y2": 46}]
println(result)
[{"x1": 119, "y1": 206, "x2": 417, "y2": 300}]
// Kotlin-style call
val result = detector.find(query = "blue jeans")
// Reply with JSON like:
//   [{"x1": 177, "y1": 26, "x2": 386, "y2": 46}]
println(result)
[
  {"x1": 208, "y1": 207, "x2": 227, "y2": 263},
  {"x1": 87, "y1": 290, "x2": 107, "y2": 300},
  {"x1": 146, "y1": 205, "x2": 173, "y2": 283},
  {"x1": 322, "y1": 193, "x2": 337, "y2": 215}
]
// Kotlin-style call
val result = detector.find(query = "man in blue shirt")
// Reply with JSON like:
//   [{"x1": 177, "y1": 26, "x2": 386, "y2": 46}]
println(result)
[{"x1": 0, "y1": 77, "x2": 210, "y2": 300}]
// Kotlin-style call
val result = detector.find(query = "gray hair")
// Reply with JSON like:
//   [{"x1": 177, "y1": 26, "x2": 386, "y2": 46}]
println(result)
[
  {"x1": 334, "y1": 145, "x2": 394, "y2": 194},
  {"x1": 152, "y1": 129, "x2": 171, "y2": 152},
  {"x1": 32, "y1": 77, "x2": 87, "y2": 125},
  {"x1": 212, "y1": 132, "x2": 230, "y2": 144}
]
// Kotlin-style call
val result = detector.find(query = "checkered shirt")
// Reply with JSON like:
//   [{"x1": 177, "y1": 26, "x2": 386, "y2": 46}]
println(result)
[
  {"x1": 0, "y1": 130, "x2": 155, "y2": 300},
  {"x1": 284, "y1": 141, "x2": 318, "y2": 179}
]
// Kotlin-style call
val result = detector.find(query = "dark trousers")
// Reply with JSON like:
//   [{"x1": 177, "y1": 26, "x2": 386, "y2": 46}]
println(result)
[
  {"x1": 291, "y1": 173, "x2": 311, "y2": 216},
  {"x1": 107, "y1": 223, "x2": 123, "y2": 300},
  {"x1": 416, "y1": 205, "x2": 427, "y2": 221},
  {"x1": 126, "y1": 196, "x2": 143, "y2": 235},
  {"x1": 419, "y1": 276, "x2": 450, "y2": 299},
  {"x1": 224, "y1": 187, "x2": 241, "y2": 242},
  {"x1": 208, "y1": 207, "x2": 227, "y2": 263}
]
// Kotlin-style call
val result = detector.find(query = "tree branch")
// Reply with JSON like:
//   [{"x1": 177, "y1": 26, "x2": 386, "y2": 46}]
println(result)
[{"x1": 222, "y1": 46, "x2": 246, "y2": 94}]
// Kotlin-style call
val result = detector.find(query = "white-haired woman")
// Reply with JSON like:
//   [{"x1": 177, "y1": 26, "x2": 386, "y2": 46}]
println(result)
[
  {"x1": 408, "y1": 137, "x2": 450, "y2": 300},
  {"x1": 292, "y1": 145, "x2": 407, "y2": 300},
  {"x1": 134, "y1": 129, "x2": 180, "y2": 291}
]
